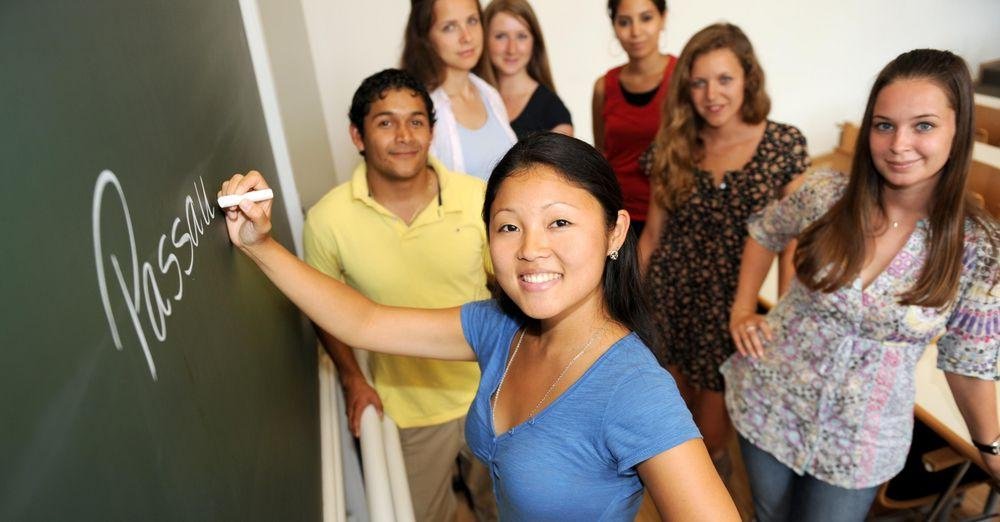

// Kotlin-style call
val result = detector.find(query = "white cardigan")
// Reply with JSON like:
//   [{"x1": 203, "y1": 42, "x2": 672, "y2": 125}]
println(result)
[{"x1": 429, "y1": 73, "x2": 517, "y2": 176}]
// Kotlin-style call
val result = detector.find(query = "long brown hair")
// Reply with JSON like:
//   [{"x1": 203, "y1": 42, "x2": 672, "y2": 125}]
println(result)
[
  {"x1": 401, "y1": 0, "x2": 492, "y2": 91},
  {"x1": 648, "y1": 23, "x2": 770, "y2": 211},
  {"x1": 795, "y1": 49, "x2": 996, "y2": 307},
  {"x1": 481, "y1": 0, "x2": 557, "y2": 93}
]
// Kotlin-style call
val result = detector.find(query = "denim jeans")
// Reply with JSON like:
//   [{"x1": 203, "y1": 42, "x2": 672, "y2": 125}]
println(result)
[{"x1": 739, "y1": 435, "x2": 879, "y2": 522}]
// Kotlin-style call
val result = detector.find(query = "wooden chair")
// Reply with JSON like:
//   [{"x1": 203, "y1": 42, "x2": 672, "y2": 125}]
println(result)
[
  {"x1": 968, "y1": 156, "x2": 1000, "y2": 219},
  {"x1": 975, "y1": 98, "x2": 1000, "y2": 148}
]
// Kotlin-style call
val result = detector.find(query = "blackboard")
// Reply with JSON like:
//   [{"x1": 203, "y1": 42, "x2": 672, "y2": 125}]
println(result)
[{"x1": 0, "y1": 1, "x2": 321, "y2": 520}]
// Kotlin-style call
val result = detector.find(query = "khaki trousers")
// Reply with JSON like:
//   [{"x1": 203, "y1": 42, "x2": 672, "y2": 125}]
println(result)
[{"x1": 398, "y1": 416, "x2": 497, "y2": 522}]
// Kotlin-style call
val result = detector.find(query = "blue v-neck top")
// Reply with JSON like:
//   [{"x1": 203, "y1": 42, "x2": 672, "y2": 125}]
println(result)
[{"x1": 461, "y1": 300, "x2": 700, "y2": 520}]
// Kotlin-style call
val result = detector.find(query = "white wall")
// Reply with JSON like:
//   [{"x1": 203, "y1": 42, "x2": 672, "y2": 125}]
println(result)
[
  {"x1": 255, "y1": 0, "x2": 338, "y2": 213},
  {"x1": 295, "y1": 0, "x2": 1000, "y2": 200}
]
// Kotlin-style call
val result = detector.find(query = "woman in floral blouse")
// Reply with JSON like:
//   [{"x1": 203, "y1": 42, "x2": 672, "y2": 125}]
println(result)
[{"x1": 722, "y1": 49, "x2": 1000, "y2": 521}]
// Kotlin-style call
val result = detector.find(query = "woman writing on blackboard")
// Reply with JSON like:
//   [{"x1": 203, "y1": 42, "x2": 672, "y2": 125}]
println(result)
[{"x1": 220, "y1": 133, "x2": 738, "y2": 520}]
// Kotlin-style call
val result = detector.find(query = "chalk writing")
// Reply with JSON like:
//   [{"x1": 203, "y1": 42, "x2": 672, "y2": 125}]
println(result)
[{"x1": 92, "y1": 169, "x2": 216, "y2": 380}]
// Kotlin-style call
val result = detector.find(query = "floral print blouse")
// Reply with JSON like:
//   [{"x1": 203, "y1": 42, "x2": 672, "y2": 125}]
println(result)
[{"x1": 721, "y1": 169, "x2": 1000, "y2": 489}]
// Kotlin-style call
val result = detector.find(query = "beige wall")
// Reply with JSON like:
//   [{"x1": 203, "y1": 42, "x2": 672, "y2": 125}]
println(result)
[
  {"x1": 289, "y1": 0, "x2": 1000, "y2": 204},
  {"x1": 256, "y1": 0, "x2": 338, "y2": 214}
]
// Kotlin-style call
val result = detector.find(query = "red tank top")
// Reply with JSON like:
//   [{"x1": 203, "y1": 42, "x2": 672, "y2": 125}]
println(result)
[{"x1": 602, "y1": 56, "x2": 676, "y2": 223}]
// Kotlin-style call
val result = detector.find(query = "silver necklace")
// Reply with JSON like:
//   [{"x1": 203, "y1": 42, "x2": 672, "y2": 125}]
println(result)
[{"x1": 491, "y1": 325, "x2": 604, "y2": 434}]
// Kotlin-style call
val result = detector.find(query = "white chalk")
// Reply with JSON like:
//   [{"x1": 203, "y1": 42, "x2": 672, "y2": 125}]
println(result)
[{"x1": 217, "y1": 189, "x2": 274, "y2": 208}]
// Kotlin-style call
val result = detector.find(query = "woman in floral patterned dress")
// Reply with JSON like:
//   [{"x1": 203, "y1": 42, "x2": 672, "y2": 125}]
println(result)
[
  {"x1": 723, "y1": 49, "x2": 1000, "y2": 521},
  {"x1": 638, "y1": 23, "x2": 808, "y2": 476}
]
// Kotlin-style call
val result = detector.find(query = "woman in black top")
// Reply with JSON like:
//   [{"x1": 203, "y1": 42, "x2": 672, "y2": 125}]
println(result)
[{"x1": 482, "y1": 0, "x2": 572, "y2": 138}]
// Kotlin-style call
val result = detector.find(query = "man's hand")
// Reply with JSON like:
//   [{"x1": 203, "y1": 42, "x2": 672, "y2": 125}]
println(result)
[{"x1": 342, "y1": 375, "x2": 383, "y2": 437}]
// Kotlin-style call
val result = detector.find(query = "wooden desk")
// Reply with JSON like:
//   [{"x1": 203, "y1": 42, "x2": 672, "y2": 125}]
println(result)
[
  {"x1": 914, "y1": 346, "x2": 999, "y2": 470},
  {"x1": 974, "y1": 139, "x2": 1000, "y2": 169}
]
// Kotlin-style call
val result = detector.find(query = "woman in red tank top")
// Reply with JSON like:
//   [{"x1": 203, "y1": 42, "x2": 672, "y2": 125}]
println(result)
[{"x1": 591, "y1": 0, "x2": 676, "y2": 236}]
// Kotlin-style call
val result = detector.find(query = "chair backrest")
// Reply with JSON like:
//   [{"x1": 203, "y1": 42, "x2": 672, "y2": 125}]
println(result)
[
  {"x1": 969, "y1": 154, "x2": 1000, "y2": 219},
  {"x1": 974, "y1": 96, "x2": 1000, "y2": 147}
]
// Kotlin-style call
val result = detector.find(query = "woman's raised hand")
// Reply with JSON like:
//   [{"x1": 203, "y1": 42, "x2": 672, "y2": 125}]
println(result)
[{"x1": 218, "y1": 171, "x2": 273, "y2": 249}]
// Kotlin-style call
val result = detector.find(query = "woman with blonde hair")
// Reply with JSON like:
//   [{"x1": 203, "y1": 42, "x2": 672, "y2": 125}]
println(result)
[
  {"x1": 724, "y1": 48, "x2": 1000, "y2": 520},
  {"x1": 402, "y1": 0, "x2": 516, "y2": 180},
  {"x1": 482, "y1": 0, "x2": 572, "y2": 138},
  {"x1": 638, "y1": 23, "x2": 808, "y2": 476}
]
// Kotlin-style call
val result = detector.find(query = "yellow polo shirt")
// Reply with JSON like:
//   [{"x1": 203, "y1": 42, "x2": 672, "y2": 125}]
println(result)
[{"x1": 303, "y1": 156, "x2": 491, "y2": 428}]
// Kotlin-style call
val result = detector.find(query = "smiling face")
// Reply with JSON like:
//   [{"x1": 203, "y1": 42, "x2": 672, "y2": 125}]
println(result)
[
  {"x1": 869, "y1": 78, "x2": 956, "y2": 194},
  {"x1": 611, "y1": 0, "x2": 665, "y2": 60},
  {"x1": 689, "y1": 47, "x2": 745, "y2": 129},
  {"x1": 487, "y1": 11, "x2": 533, "y2": 78},
  {"x1": 428, "y1": 0, "x2": 483, "y2": 74},
  {"x1": 350, "y1": 88, "x2": 432, "y2": 182},
  {"x1": 488, "y1": 165, "x2": 627, "y2": 323}
]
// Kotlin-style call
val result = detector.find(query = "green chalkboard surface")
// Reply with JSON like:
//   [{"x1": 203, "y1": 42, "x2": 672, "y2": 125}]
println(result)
[{"x1": 0, "y1": 1, "x2": 320, "y2": 520}]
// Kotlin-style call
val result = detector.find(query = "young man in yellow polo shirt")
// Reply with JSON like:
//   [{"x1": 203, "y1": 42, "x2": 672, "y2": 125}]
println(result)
[{"x1": 303, "y1": 69, "x2": 496, "y2": 522}]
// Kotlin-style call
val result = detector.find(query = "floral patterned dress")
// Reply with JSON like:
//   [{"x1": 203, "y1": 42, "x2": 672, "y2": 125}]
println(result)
[
  {"x1": 646, "y1": 121, "x2": 809, "y2": 391},
  {"x1": 721, "y1": 169, "x2": 1000, "y2": 488}
]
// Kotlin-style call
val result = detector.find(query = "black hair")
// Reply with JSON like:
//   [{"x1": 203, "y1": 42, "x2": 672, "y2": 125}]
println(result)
[
  {"x1": 482, "y1": 132, "x2": 659, "y2": 349},
  {"x1": 607, "y1": 0, "x2": 667, "y2": 20},
  {"x1": 348, "y1": 68, "x2": 436, "y2": 140}
]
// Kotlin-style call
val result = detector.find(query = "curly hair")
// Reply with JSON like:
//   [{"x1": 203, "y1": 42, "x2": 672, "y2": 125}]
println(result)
[{"x1": 648, "y1": 23, "x2": 770, "y2": 211}]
